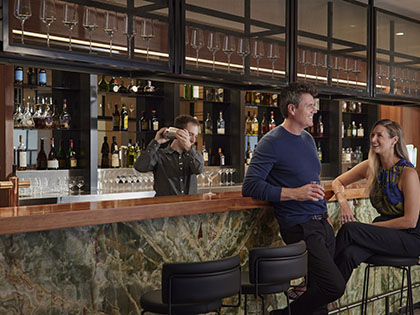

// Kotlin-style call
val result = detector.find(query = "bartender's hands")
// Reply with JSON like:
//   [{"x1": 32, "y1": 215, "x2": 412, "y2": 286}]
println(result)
[
  {"x1": 285, "y1": 183, "x2": 325, "y2": 201},
  {"x1": 154, "y1": 127, "x2": 170, "y2": 144},
  {"x1": 338, "y1": 200, "x2": 355, "y2": 224},
  {"x1": 174, "y1": 128, "x2": 193, "y2": 151}
]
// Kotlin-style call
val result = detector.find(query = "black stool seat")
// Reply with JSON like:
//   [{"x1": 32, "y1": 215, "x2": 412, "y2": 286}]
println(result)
[
  {"x1": 365, "y1": 255, "x2": 418, "y2": 267},
  {"x1": 140, "y1": 290, "x2": 222, "y2": 314},
  {"x1": 241, "y1": 271, "x2": 290, "y2": 295}
]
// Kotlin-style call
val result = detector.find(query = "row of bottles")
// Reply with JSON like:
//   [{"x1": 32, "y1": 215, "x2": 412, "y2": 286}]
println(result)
[
  {"x1": 14, "y1": 97, "x2": 71, "y2": 129},
  {"x1": 101, "y1": 136, "x2": 145, "y2": 168},
  {"x1": 14, "y1": 66, "x2": 47, "y2": 86},
  {"x1": 181, "y1": 84, "x2": 225, "y2": 102},
  {"x1": 341, "y1": 100, "x2": 363, "y2": 113},
  {"x1": 98, "y1": 76, "x2": 156, "y2": 94},
  {"x1": 245, "y1": 91, "x2": 278, "y2": 107},
  {"x1": 204, "y1": 111, "x2": 225, "y2": 135},
  {"x1": 341, "y1": 146, "x2": 363, "y2": 164},
  {"x1": 245, "y1": 111, "x2": 277, "y2": 136},
  {"x1": 201, "y1": 142, "x2": 225, "y2": 166},
  {"x1": 16, "y1": 136, "x2": 77, "y2": 170},
  {"x1": 342, "y1": 121, "x2": 364, "y2": 138}
]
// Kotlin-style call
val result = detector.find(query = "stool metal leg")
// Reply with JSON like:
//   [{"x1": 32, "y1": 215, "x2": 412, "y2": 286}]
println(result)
[
  {"x1": 361, "y1": 264, "x2": 371, "y2": 315},
  {"x1": 407, "y1": 266, "x2": 414, "y2": 315},
  {"x1": 400, "y1": 266, "x2": 406, "y2": 309},
  {"x1": 244, "y1": 294, "x2": 248, "y2": 315},
  {"x1": 284, "y1": 292, "x2": 291, "y2": 315},
  {"x1": 259, "y1": 295, "x2": 265, "y2": 315}
]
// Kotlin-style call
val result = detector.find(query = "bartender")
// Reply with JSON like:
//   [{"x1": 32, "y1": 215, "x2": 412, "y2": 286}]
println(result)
[{"x1": 134, "y1": 115, "x2": 204, "y2": 196}]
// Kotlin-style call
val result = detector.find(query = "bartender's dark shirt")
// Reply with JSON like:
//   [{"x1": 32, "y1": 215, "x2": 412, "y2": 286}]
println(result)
[{"x1": 134, "y1": 139, "x2": 204, "y2": 196}]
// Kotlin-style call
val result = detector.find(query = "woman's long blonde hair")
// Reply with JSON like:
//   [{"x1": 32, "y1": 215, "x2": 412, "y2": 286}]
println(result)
[{"x1": 367, "y1": 119, "x2": 410, "y2": 192}]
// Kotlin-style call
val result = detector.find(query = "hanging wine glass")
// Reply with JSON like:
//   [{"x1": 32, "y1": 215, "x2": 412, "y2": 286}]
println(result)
[
  {"x1": 140, "y1": 18, "x2": 154, "y2": 62},
  {"x1": 312, "y1": 51, "x2": 320, "y2": 84},
  {"x1": 343, "y1": 58, "x2": 353, "y2": 87},
  {"x1": 190, "y1": 28, "x2": 204, "y2": 68},
  {"x1": 123, "y1": 14, "x2": 138, "y2": 58},
  {"x1": 82, "y1": 7, "x2": 97, "y2": 54},
  {"x1": 352, "y1": 58, "x2": 361, "y2": 88},
  {"x1": 104, "y1": 11, "x2": 118, "y2": 56},
  {"x1": 237, "y1": 38, "x2": 250, "y2": 75},
  {"x1": 39, "y1": 0, "x2": 56, "y2": 47},
  {"x1": 267, "y1": 43, "x2": 279, "y2": 78},
  {"x1": 185, "y1": 26, "x2": 189, "y2": 46},
  {"x1": 207, "y1": 32, "x2": 221, "y2": 71},
  {"x1": 14, "y1": 0, "x2": 32, "y2": 44},
  {"x1": 223, "y1": 34, "x2": 236, "y2": 73},
  {"x1": 62, "y1": 3, "x2": 78, "y2": 51},
  {"x1": 251, "y1": 39, "x2": 264, "y2": 76}
]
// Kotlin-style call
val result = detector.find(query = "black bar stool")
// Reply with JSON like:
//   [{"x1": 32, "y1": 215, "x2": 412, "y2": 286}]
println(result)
[
  {"x1": 241, "y1": 241, "x2": 307, "y2": 315},
  {"x1": 140, "y1": 254, "x2": 241, "y2": 315},
  {"x1": 361, "y1": 254, "x2": 419, "y2": 315}
]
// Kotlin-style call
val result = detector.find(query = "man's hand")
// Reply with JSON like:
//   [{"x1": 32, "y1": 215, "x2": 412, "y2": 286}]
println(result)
[
  {"x1": 174, "y1": 128, "x2": 193, "y2": 151},
  {"x1": 154, "y1": 127, "x2": 170, "y2": 144},
  {"x1": 283, "y1": 183, "x2": 325, "y2": 201}
]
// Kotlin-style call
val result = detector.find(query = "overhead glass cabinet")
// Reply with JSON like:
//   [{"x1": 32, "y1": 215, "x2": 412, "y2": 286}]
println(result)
[{"x1": 184, "y1": 0, "x2": 286, "y2": 83}]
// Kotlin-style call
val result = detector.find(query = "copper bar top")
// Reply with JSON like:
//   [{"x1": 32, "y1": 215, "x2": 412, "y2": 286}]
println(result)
[{"x1": 0, "y1": 183, "x2": 368, "y2": 236}]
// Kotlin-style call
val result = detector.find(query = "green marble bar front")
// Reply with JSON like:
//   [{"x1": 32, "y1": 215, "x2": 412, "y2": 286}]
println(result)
[{"x1": 0, "y1": 198, "x2": 418, "y2": 314}]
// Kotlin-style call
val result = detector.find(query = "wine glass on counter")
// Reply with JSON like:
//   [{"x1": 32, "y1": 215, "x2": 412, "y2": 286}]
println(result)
[
  {"x1": 251, "y1": 39, "x2": 264, "y2": 76},
  {"x1": 140, "y1": 18, "x2": 154, "y2": 61},
  {"x1": 83, "y1": 7, "x2": 98, "y2": 54},
  {"x1": 223, "y1": 34, "x2": 236, "y2": 73},
  {"x1": 123, "y1": 14, "x2": 137, "y2": 58},
  {"x1": 14, "y1": 0, "x2": 32, "y2": 44},
  {"x1": 237, "y1": 37, "x2": 250, "y2": 75},
  {"x1": 40, "y1": 0, "x2": 56, "y2": 47},
  {"x1": 204, "y1": 170, "x2": 218, "y2": 197},
  {"x1": 267, "y1": 43, "x2": 279, "y2": 78},
  {"x1": 77, "y1": 177, "x2": 85, "y2": 195},
  {"x1": 63, "y1": 3, "x2": 78, "y2": 51},
  {"x1": 191, "y1": 28, "x2": 204, "y2": 68},
  {"x1": 104, "y1": 11, "x2": 118, "y2": 56},
  {"x1": 207, "y1": 32, "x2": 221, "y2": 71}
]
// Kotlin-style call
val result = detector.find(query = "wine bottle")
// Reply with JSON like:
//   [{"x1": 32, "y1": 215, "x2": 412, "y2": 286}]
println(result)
[
  {"x1": 204, "y1": 113, "x2": 213, "y2": 135},
  {"x1": 38, "y1": 68, "x2": 47, "y2": 86},
  {"x1": 128, "y1": 79, "x2": 138, "y2": 93},
  {"x1": 127, "y1": 139, "x2": 135, "y2": 168},
  {"x1": 60, "y1": 99, "x2": 71, "y2": 129},
  {"x1": 140, "y1": 111, "x2": 149, "y2": 131},
  {"x1": 261, "y1": 111, "x2": 268, "y2": 135},
  {"x1": 14, "y1": 66, "x2": 23, "y2": 85},
  {"x1": 151, "y1": 110, "x2": 159, "y2": 131},
  {"x1": 110, "y1": 77, "x2": 119, "y2": 92},
  {"x1": 184, "y1": 84, "x2": 192, "y2": 100},
  {"x1": 245, "y1": 111, "x2": 252, "y2": 136},
  {"x1": 218, "y1": 147, "x2": 225, "y2": 166},
  {"x1": 246, "y1": 139, "x2": 251, "y2": 165},
  {"x1": 269, "y1": 111, "x2": 276, "y2": 131},
  {"x1": 217, "y1": 111, "x2": 225, "y2": 135},
  {"x1": 57, "y1": 140, "x2": 67, "y2": 169},
  {"x1": 202, "y1": 142, "x2": 209, "y2": 166},
  {"x1": 251, "y1": 113, "x2": 259, "y2": 136},
  {"x1": 120, "y1": 104, "x2": 129, "y2": 131},
  {"x1": 134, "y1": 141, "x2": 141, "y2": 162},
  {"x1": 36, "y1": 138, "x2": 48, "y2": 170},
  {"x1": 101, "y1": 136, "x2": 110, "y2": 168},
  {"x1": 17, "y1": 135, "x2": 27, "y2": 171},
  {"x1": 67, "y1": 139, "x2": 77, "y2": 169},
  {"x1": 112, "y1": 104, "x2": 120, "y2": 131},
  {"x1": 47, "y1": 138, "x2": 59, "y2": 169},
  {"x1": 111, "y1": 136, "x2": 120, "y2": 168},
  {"x1": 98, "y1": 75, "x2": 109, "y2": 92}
]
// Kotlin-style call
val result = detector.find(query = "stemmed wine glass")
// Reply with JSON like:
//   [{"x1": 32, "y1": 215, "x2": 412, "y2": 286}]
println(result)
[
  {"x1": 14, "y1": 0, "x2": 32, "y2": 44},
  {"x1": 104, "y1": 11, "x2": 118, "y2": 56},
  {"x1": 39, "y1": 0, "x2": 56, "y2": 48},
  {"x1": 83, "y1": 7, "x2": 97, "y2": 54},
  {"x1": 204, "y1": 170, "x2": 218, "y2": 197},
  {"x1": 251, "y1": 39, "x2": 265, "y2": 76},
  {"x1": 124, "y1": 14, "x2": 138, "y2": 58},
  {"x1": 267, "y1": 43, "x2": 279, "y2": 78},
  {"x1": 207, "y1": 32, "x2": 221, "y2": 71},
  {"x1": 190, "y1": 28, "x2": 204, "y2": 68},
  {"x1": 223, "y1": 35, "x2": 236, "y2": 73},
  {"x1": 76, "y1": 177, "x2": 84, "y2": 196},
  {"x1": 140, "y1": 18, "x2": 155, "y2": 61},
  {"x1": 63, "y1": 3, "x2": 78, "y2": 51},
  {"x1": 237, "y1": 37, "x2": 250, "y2": 75}
]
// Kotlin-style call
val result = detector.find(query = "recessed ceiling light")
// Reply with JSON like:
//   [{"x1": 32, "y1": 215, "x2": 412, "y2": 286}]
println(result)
[
  {"x1": 396, "y1": 32, "x2": 405, "y2": 36},
  {"x1": 349, "y1": 24, "x2": 356, "y2": 28}
]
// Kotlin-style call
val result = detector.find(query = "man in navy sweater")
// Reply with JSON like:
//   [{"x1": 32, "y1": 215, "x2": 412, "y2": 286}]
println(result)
[{"x1": 242, "y1": 83, "x2": 345, "y2": 315}]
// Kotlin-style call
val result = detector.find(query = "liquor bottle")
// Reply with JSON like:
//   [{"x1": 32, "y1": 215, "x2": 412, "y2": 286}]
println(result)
[
  {"x1": 140, "y1": 111, "x2": 149, "y2": 131},
  {"x1": 202, "y1": 142, "x2": 209, "y2": 166},
  {"x1": 316, "y1": 115, "x2": 324, "y2": 137},
  {"x1": 44, "y1": 104, "x2": 53, "y2": 128},
  {"x1": 143, "y1": 81, "x2": 156, "y2": 94},
  {"x1": 119, "y1": 81, "x2": 128, "y2": 93},
  {"x1": 120, "y1": 104, "x2": 129, "y2": 131},
  {"x1": 245, "y1": 111, "x2": 252, "y2": 136},
  {"x1": 111, "y1": 136, "x2": 120, "y2": 168},
  {"x1": 33, "y1": 98, "x2": 45, "y2": 129},
  {"x1": 127, "y1": 139, "x2": 135, "y2": 168},
  {"x1": 341, "y1": 101, "x2": 347, "y2": 112},
  {"x1": 13, "y1": 104, "x2": 24, "y2": 128},
  {"x1": 110, "y1": 77, "x2": 119, "y2": 92},
  {"x1": 216, "y1": 88, "x2": 224, "y2": 102},
  {"x1": 317, "y1": 142, "x2": 323, "y2": 162},
  {"x1": 356, "y1": 102, "x2": 362, "y2": 114},
  {"x1": 251, "y1": 113, "x2": 259, "y2": 136},
  {"x1": 217, "y1": 111, "x2": 225, "y2": 135},
  {"x1": 36, "y1": 138, "x2": 48, "y2": 170},
  {"x1": 341, "y1": 148, "x2": 346, "y2": 163},
  {"x1": 193, "y1": 85, "x2": 200, "y2": 99},
  {"x1": 98, "y1": 76, "x2": 109, "y2": 92},
  {"x1": 38, "y1": 68, "x2": 47, "y2": 86},
  {"x1": 218, "y1": 147, "x2": 225, "y2": 166},
  {"x1": 134, "y1": 141, "x2": 141, "y2": 162},
  {"x1": 22, "y1": 101, "x2": 34, "y2": 128},
  {"x1": 357, "y1": 123, "x2": 364, "y2": 137},
  {"x1": 14, "y1": 66, "x2": 23, "y2": 84},
  {"x1": 346, "y1": 124, "x2": 352, "y2": 137},
  {"x1": 112, "y1": 104, "x2": 120, "y2": 131},
  {"x1": 60, "y1": 99, "x2": 71, "y2": 129},
  {"x1": 52, "y1": 102, "x2": 60, "y2": 128},
  {"x1": 246, "y1": 139, "x2": 251, "y2": 165},
  {"x1": 351, "y1": 121, "x2": 357, "y2": 137},
  {"x1": 261, "y1": 112, "x2": 268, "y2": 135},
  {"x1": 100, "y1": 136, "x2": 110, "y2": 168},
  {"x1": 341, "y1": 121, "x2": 345, "y2": 138},
  {"x1": 269, "y1": 111, "x2": 276, "y2": 131},
  {"x1": 184, "y1": 84, "x2": 192, "y2": 100},
  {"x1": 128, "y1": 79, "x2": 138, "y2": 93},
  {"x1": 57, "y1": 140, "x2": 67, "y2": 169},
  {"x1": 47, "y1": 138, "x2": 59, "y2": 169},
  {"x1": 17, "y1": 135, "x2": 27, "y2": 171},
  {"x1": 345, "y1": 147, "x2": 352, "y2": 163},
  {"x1": 67, "y1": 139, "x2": 77, "y2": 169},
  {"x1": 245, "y1": 91, "x2": 252, "y2": 104},
  {"x1": 204, "y1": 113, "x2": 213, "y2": 135},
  {"x1": 151, "y1": 110, "x2": 159, "y2": 131}
]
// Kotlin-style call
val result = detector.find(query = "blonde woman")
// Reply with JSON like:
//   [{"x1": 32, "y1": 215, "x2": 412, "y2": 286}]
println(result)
[{"x1": 333, "y1": 119, "x2": 420, "y2": 284}]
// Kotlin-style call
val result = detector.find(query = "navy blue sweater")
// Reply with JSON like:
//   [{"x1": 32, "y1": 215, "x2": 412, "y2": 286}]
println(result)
[{"x1": 242, "y1": 126, "x2": 327, "y2": 229}]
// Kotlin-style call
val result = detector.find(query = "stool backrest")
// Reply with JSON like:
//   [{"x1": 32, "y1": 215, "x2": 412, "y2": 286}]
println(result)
[
  {"x1": 162, "y1": 254, "x2": 241, "y2": 305},
  {"x1": 249, "y1": 240, "x2": 307, "y2": 284}
]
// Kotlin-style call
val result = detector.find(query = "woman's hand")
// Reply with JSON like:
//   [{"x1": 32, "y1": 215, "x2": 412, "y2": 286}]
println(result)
[{"x1": 339, "y1": 200, "x2": 355, "y2": 224}]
